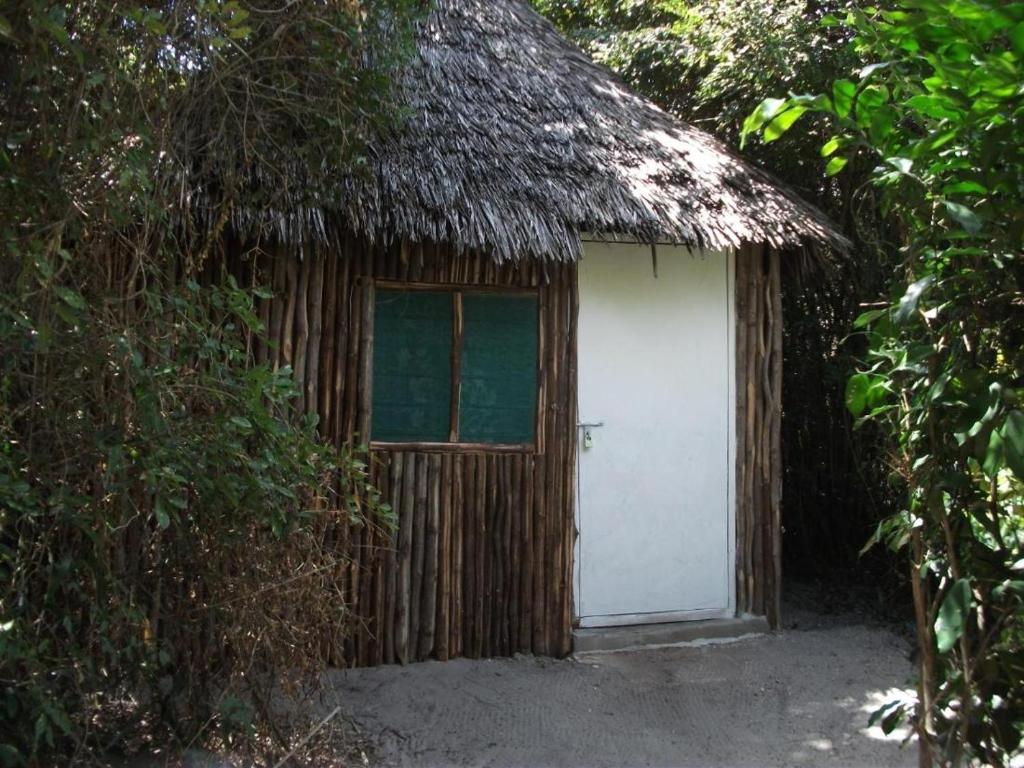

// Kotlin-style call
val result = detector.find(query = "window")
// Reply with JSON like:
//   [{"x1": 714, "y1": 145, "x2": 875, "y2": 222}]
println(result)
[{"x1": 371, "y1": 287, "x2": 539, "y2": 446}]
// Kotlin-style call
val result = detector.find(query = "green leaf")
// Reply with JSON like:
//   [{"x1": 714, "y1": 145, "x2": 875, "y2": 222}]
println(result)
[
  {"x1": 741, "y1": 98, "x2": 788, "y2": 144},
  {"x1": 54, "y1": 286, "x2": 86, "y2": 310},
  {"x1": 855, "y1": 85, "x2": 889, "y2": 127},
  {"x1": 935, "y1": 579, "x2": 972, "y2": 653},
  {"x1": 942, "y1": 180, "x2": 987, "y2": 196},
  {"x1": 40, "y1": 702, "x2": 72, "y2": 737},
  {"x1": 1010, "y1": 22, "x2": 1024, "y2": 53},
  {"x1": 832, "y1": 79, "x2": 856, "y2": 118},
  {"x1": 1001, "y1": 410, "x2": 1024, "y2": 477},
  {"x1": 869, "y1": 106, "x2": 898, "y2": 143},
  {"x1": 853, "y1": 307, "x2": 887, "y2": 328},
  {"x1": 846, "y1": 374, "x2": 870, "y2": 416},
  {"x1": 943, "y1": 201, "x2": 982, "y2": 234},
  {"x1": 846, "y1": 372, "x2": 889, "y2": 417},
  {"x1": 825, "y1": 155, "x2": 848, "y2": 175},
  {"x1": 859, "y1": 62, "x2": 890, "y2": 79},
  {"x1": 894, "y1": 275, "x2": 935, "y2": 324},
  {"x1": 0, "y1": 15, "x2": 13, "y2": 41},
  {"x1": 886, "y1": 157, "x2": 913, "y2": 175},
  {"x1": 821, "y1": 136, "x2": 842, "y2": 157},
  {"x1": 984, "y1": 427, "x2": 1005, "y2": 477},
  {"x1": 905, "y1": 94, "x2": 961, "y2": 121},
  {"x1": 154, "y1": 497, "x2": 170, "y2": 530},
  {"x1": 764, "y1": 106, "x2": 807, "y2": 143},
  {"x1": 230, "y1": 416, "x2": 253, "y2": 430}
]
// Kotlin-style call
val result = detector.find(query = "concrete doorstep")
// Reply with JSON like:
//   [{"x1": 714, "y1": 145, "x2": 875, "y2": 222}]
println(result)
[{"x1": 572, "y1": 615, "x2": 771, "y2": 653}]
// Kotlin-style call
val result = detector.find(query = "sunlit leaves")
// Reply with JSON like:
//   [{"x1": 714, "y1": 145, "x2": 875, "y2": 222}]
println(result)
[
  {"x1": 744, "y1": 0, "x2": 1024, "y2": 761},
  {"x1": 763, "y1": 106, "x2": 807, "y2": 142},
  {"x1": 825, "y1": 155, "x2": 848, "y2": 175},
  {"x1": 935, "y1": 579, "x2": 973, "y2": 653},
  {"x1": 832, "y1": 79, "x2": 856, "y2": 117},
  {"x1": 846, "y1": 371, "x2": 890, "y2": 416}
]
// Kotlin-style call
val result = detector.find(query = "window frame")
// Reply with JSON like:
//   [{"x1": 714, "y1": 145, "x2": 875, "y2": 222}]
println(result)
[{"x1": 368, "y1": 280, "x2": 543, "y2": 454}]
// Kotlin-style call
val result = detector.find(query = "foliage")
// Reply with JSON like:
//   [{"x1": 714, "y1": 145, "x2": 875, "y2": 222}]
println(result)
[
  {"x1": 0, "y1": 0, "x2": 416, "y2": 763},
  {"x1": 533, "y1": 0, "x2": 849, "y2": 153},
  {"x1": 744, "y1": 0, "x2": 1024, "y2": 764}
]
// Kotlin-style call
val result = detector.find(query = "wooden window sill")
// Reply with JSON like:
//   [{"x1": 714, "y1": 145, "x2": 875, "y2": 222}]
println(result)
[{"x1": 369, "y1": 441, "x2": 536, "y2": 454}]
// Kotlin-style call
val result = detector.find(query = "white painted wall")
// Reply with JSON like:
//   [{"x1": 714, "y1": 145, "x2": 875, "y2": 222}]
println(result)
[{"x1": 575, "y1": 241, "x2": 735, "y2": 627}]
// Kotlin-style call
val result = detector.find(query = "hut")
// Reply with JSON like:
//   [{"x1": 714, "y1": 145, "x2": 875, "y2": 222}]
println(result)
[{"x1": 231, "y1": 0, "x2": 847, "y2": 665}]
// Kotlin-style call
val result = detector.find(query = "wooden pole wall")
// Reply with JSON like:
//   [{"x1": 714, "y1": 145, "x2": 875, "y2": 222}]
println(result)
[
  {"x1": 242, "y1": 235, "x2": 578, "y2": 665},
  {"x1": 734, "y1": 243, "x2": 783, "y2": 628},
  {"x1": 234, "y1": 234, "x2": 781, "y2": 662}
]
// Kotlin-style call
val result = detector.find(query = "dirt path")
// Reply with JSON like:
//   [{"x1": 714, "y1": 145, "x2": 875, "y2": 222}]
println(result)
[{"x1": 323, "y1": 610, "x2": 916, "y2": 768}]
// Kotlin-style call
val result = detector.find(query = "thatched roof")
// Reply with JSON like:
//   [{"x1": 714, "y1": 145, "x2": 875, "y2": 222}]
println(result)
[{"x1": 263, "y1": 0, "x2": 847, "y2": 262}]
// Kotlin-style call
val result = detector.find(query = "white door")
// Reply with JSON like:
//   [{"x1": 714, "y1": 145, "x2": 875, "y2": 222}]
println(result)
[{"x1": 575, "y1": 242, "x2": 735, "y2": 627}]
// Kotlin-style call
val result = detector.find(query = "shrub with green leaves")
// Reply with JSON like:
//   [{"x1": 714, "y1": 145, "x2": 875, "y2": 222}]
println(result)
[
  {"x1": 745, "y1": 1, "x2": 1024, "y2": 764},
  {"x1": 0, "y1": 0, "x2": 416, "y2": 763}
]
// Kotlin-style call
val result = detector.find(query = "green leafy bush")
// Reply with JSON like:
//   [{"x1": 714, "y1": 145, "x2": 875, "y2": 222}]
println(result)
[
  {"x1": 0, "y1": 0, "x2": 417, "y2": 762},
  {"x1": 1, "y1": 274, "x2": 388, "y2": 761},
  {"x1": 745, "y1": 1, "x2": 1024, "y2": 764}
]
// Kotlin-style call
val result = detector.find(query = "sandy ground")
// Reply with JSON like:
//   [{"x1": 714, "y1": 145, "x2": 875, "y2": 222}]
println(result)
[{"x1": 321, "y1": 606, "x2": 917, "y2": 768}]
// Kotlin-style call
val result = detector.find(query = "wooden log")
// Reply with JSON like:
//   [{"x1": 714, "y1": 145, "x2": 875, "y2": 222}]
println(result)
[
  {"x1": 410, "y1": 453, "x2": 428, "y2": 660},
  {"x1": 358, "y1": 525, "x2": 375, "y2": 667},
  {"x1": 335, "y1": 476, "x2": 352, "y2": 663},
  {"x1": 281, "y1": 257, "x2": 298, "y2": 369},
  {"x1": 501, "y1": 457, "x2": 513, "y2": 655},
  {"x1": 544, "y1": 279, "x2": 563, "y2": 653},
  {"x1": 395, "y1": 452, "x2": 415, "y2": 664},
  {"x1": 356, "y1": 280, "x2": 375, "y2": 446},
  {"x1": 754, "y1": 245, "x2": 770, "y2": 615},
  {"x1": 508, "y1": 454, "x2": 521, "y2": 651},
  {"x1": 452, "y1": 454, "x2": 464, "y2": 658},
  {"x1": 420, "y1": 454, "x2": 441, "y2": 658},
  {"x1": 371, "y1": 460, "x2": 390, "y2": 667},
  {"x1": 320, "y1": 248, "x2": 338, "y2": 428},
  {"x1": 436, "y1": 454, "x2": 452, "y2": 661},
  {"x1": 734, "y1": 248, "x2": 750, "y2": 614},
  {"x1": 519, "y1": 456, "x2": 534, "y2": 651},
  {"x1": 332, "y1": 253, "x2": 351, "y2": 445},
  {"x1": 532, "y1": 443, "x2": 547, "y2": 655},
  {"x1": 562, "y1": 265, "x2": 580, "y2": 650},
  {"x1": 267, "y1": 251, "x2": 287, "y2": 371},
  {"x1": 462, "y1": 454, "x2": 476, "y2": 656},
  {"x1": 343, "y1": 276, "x2": 362, "y2": 443},
  {"x1": 487, "y1": 456, "x2": 501, "y2": 656},
  {"x1": 306, "y1": 251, "x2": 325, "y2": 419},
  {"x1": 384, "y1": 454, "x2": 400, "y2": 664},
  {"x1": 769, "y1": 248, "x2": 784, "y2": 628},
  {"x1": 549, "y1": 271, "x2": 568, "y2": 655},
  {"x1": 484, "y1": 453, "x2": 498, "y2": 657},
  {"x1": 294, "y1": 255, "x2": 310, "y2": 413},
  {"x1": 398, "y1": 238, "x2": 410, "y2": 282},
  {"x1": 744, "y1": 246, "x2": 760, "y2": 613},
  {"x1": 449, "y1": 293, "x2": 463, "y2": 441},
  {"x1": 473, "y1": 454, "x2": 486, "y2": 658},
  {"x1": 348, "y1": 520, "x2": 362, "y2": 664}
]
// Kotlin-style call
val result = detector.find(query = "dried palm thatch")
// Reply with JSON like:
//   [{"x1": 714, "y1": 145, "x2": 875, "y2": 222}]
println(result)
[{"x1": 230, "y1": 0, "x2": 848, "y2": 262}]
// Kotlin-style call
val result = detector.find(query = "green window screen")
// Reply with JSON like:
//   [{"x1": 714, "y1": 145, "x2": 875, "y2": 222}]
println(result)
[
  {"x1": 459, "y1": 294, "x2": 538, "y2": 444},
  {"x1": 371, "y1": 290, "x2": 452, "y2": 442}
]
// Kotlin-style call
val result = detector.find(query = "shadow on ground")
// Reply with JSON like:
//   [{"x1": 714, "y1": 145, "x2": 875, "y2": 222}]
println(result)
[{"x1": 322, "y1": 604, "x2": 916, "y2": 768}]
